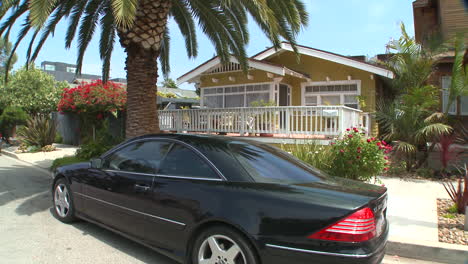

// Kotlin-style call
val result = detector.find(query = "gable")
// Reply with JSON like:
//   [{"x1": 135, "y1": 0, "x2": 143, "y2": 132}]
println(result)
[{"x1": 252, "y1": 43, "x2": 394, "y2": 79}]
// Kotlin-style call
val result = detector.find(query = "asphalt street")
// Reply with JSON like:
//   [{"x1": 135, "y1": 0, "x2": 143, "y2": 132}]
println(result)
[{"x1": 0, "y1": 155, "x2": 443, "y2": 264}]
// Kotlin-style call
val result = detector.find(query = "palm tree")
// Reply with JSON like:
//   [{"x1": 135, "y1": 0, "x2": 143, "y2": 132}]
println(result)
[
  {"x1": 376, "y1": 23, "x2": 452, "y2": 171},
  {"x1": 0, "y1": 0, "x2": 308, "y2": 138}
]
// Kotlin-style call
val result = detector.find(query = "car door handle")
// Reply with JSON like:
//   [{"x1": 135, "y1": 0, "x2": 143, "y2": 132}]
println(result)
[{"x1": 134, "y1": 184, "x2": 150, "y2": 192}]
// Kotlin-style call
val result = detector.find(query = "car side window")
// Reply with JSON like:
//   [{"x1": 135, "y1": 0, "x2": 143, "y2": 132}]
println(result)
[
  {"x1": 103, "y1": 140, "x2": 172, "y2": 174},
  {"x1": 158, "y1": 144, "x2": 219, "y2": 179}
]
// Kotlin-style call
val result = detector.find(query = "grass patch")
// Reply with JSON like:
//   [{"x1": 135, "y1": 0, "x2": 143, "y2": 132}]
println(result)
[
  {"x1": 447, "y1": 204, "x2": 459, "y2": 214},
  {"x1": 442, "y1": 213, "x2": 456, "y2": 219},
  {"x1": 51, "y1": 156, "x2": 87, "y2": 170}
]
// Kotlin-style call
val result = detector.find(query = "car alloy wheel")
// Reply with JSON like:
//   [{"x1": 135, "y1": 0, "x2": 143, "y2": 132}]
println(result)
[
  {"x1": 198, "y1": 235, "x2": 247, "y2": 264},
  {"x1": 54, "y1": 183, "x2": 71, "y2": 218}
]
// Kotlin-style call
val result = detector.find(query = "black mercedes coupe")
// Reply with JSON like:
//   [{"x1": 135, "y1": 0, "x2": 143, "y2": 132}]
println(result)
[{"x1": 52, "y1": 134, "x2": 388, "y2": 264}]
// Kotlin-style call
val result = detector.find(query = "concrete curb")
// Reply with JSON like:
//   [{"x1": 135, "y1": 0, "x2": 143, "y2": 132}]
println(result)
[
  {"x1": 387, "y1": 238, "x2": 468, "y2": 264},
  {"x1": 1, "y1": 149, "x2": 52, "y2": 177}
]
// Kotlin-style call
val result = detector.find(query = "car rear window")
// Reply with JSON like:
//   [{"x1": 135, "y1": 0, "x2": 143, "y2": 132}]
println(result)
[{"x1": 228, "y1": 142, "x2": 327, "y2": 184}]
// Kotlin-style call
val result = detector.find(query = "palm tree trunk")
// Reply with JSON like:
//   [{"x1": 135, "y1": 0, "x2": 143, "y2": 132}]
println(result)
[
  {"x1": 118, "y1": 0, "x2": 172, "y2": 138},
  {"x1": 124, "y1": 46, "x2": 160, "y2": 138}
]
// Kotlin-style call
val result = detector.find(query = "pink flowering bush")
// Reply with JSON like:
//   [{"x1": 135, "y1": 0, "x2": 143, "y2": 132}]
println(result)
[{"x1": 329, "y1": 127, "x2": 393, "y2": 181}]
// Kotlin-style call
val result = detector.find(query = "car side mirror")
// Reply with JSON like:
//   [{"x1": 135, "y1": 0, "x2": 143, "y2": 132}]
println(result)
[{"x1": 90, "y1": 158, "x2": 103, "y2": 169}]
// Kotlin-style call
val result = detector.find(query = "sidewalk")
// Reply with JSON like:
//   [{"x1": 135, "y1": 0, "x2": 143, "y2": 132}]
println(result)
[
  {"x1": 1, "y1": 143, "x2": 78, "y2": 170},
  {"x1": 380, "y1": 176, "x2": 467, "y2": 263}
]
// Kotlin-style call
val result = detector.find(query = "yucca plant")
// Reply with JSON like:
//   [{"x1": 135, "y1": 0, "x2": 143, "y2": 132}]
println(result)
[
  {"x1": 17, "y1": 115, "x2": 57, "y2": 148},
  {"x1": 443, "y1": 165, "x2": 468, "y2": 214},
  {"x1": 0, "y1": 0, "x2": 308, "y2": 138}
]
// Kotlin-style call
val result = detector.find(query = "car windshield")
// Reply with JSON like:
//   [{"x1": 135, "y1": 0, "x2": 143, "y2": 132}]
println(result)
[{"x1": 228, "y1": 142, "x2": 328, "y2": 184}]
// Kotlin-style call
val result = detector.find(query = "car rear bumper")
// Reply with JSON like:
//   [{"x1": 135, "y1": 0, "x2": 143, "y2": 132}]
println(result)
[
  {"x1": 260, "y1": 241, "x2": 386, "y2": 264},
  {"x1": 259, "y1": 224, "x2": 388, "y2": 264}
]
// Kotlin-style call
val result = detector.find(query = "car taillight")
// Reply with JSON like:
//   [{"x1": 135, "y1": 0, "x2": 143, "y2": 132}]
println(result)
[{"x1": 308, "y1": 207, "x2": 376, "y2": 242}]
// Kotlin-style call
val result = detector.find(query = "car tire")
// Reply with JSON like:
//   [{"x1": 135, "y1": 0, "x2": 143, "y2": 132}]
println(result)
[
  {"x1": 52, "y1": 178, "x2": 77, "y2": 223},
  {"x1": 191, "y1": 226, "x2": 259, "y2": 264}
]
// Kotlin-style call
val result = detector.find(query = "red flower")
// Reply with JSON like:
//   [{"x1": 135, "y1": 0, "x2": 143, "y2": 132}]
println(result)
[
  {"x1": 96, "y1": 113, "x2": 104, "y2": 120},
  {"x1": 348, "y1": 134, "x2": 353, "y2": 138},
  {"x1": 382, "y1": 140, "x2": 387, "y2": 146},
  {"x1": 376, "y1": 142, "x2": 381, "y2": 146},
  {"x1": 367, "y1": 139, "x2": 371, "y2": 143},
  {"x1": 384, "y1": 156, "x2": 389, "y2": 160},
  {"x1": 371, "y1": 137, "x2": 376, "y2": 141},
  {"x1": 383, "y1": 167, "x2": 389, "y2": 171},
  {"x1": 346, "y1": 128, "x2": 351, "y2": 131},
  {"x1": 340, "y1": 149, "x2": 345, "y2": 153},
  {"x1": 330, "y1": 142, "x2": 336, "y2": 145},
  {"x1": 357, "y1": 147, "x2": 362, "y2": 150},
  {"x1": 356, "y1": 156, "x2": 361, "y2": 159},
  {"x1": 357, "y1": 150, "x2": 361, "y2": 153}
]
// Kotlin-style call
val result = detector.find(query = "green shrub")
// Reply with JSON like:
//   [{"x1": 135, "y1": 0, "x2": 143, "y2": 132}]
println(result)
[
  {"x1": 328, "y1": 127, "x2": 392, "y2": 181},
  {"x1": 416, "y1": 168, "x2": 434, "y2": 178},
  {"x1": 76, "y1": 123, "x2": 123, "y2": 160},
  {"x1": 281, "y1": 141, "x2": 332, "y2": 172},
  {"x1": 51, "y1": 156, "x2": 87, "y2": 170},
  {"x1": 54, "y1": 132, "x2": 63, "y2": 144},
  {"x1": 0, "y1": 106, "x2": 28, "y2": 140},
  {"x1": 17, "y1": 115, "x2": 57, "y2": 147},
  {"x1": 442, "y1": 213, "x2": 456, "y2": 219}
]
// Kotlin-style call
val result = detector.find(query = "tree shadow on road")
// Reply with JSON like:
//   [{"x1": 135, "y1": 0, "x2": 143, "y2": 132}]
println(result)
[
  {"x1": 51, "y1": 209, "x2": 179, "y2": 264},
  {"x1": 0, "y1": 159, "x2": 52, "y2": 216}
]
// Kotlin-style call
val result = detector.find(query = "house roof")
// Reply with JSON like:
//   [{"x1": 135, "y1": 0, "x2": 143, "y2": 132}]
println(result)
[
  {"x1": 158, "y1": 87, "x2": 198, "y2": 98},
  {"x1": 251, "y1": 42, "x2": 394, "y2": 79},
  {"x1": 177, "y1": 56, "x2": 310, "y2": 84}
]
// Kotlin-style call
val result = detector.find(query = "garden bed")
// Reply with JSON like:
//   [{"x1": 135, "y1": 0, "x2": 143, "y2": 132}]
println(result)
[{"x1": 437, "y1": 198, "x2": 467, "y2": 246}]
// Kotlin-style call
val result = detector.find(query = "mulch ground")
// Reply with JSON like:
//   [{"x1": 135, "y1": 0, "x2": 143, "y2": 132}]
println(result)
[{"x1": 436, "y1": 198, "x2": 467, "y2": 245}]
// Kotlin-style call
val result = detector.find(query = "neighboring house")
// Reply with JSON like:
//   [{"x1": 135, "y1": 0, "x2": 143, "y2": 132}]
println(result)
[
  {"x1": 41, "y1": 61, "x2": 126, "y2": 84},
  {"x1": 171, "y1": 42, "x2": 394, "y2": 139},
  {"x1": 157, "y1": 87, "x2": 200, "y2": 109},
  {"x1": 413, "y1": 0, "x2": 468, "y2": 119}
]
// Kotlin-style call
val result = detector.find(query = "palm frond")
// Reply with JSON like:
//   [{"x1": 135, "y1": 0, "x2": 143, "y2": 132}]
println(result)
[
  {"x1": 159, "y1": 26, "x2": 170, "y2": 78},
  {"x1": 394, "y1": 141, "x2": 417, "y2": 154},
  {"x1": 100, "y1": 3, "x2": 116, "y2": 82},
  {"x1": 110, "y1": 0, "x2": 137, "y2": 30},
  {"x1": 415, "y1": 123, "x2": 452, "y2": 143},
  {"x1": 30, "y1": 1, "x2": 75, "y2": 62},
  {"x1": 75, "y1": 0, "x2": 104, "y2": 75},
  {"x1": 28, "y1": 0, "x2": 59, "y2": 27},
  {"x1": 171, "y1": 0, "x2": 198, "y2": 58},
  {"x1": 65, "y1": 0, "x2": 87, "y2": 49},
  {"x1": 0, "y1": 0, "x2": 29, "y2": 38},
  {"x1": 4, "y1": 19, "x2": 31, "y2": 83}
]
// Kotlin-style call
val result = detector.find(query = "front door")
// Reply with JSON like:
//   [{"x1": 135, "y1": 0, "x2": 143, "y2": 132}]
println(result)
[
  {"x1": 279, "y1": 84, "x2": 290, "y2": 106},
  {"x1": 279, "y1": 84, "x2": 290, "y2": 129}
]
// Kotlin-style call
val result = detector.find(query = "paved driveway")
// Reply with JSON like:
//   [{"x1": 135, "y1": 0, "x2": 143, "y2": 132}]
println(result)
[{"x1": 0, "y1": 155, "x2": 441, "y2": 264}]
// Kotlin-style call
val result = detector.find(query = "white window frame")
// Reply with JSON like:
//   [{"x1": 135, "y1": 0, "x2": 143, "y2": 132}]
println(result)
[
  {"x1": 44, "y1": 64, "x2": 55, "y2": 71},
  {"x1": 301, "y1": 80, "x2": 361, "y2": 109},
  {"x1": 200, "y1": 82, "x2": 274, "y2": 108},
  {"x1": 66, "y1": 67, "x2": 77, "y2": 73},
  {"x1": 441, "y1": 76, "x2": 457, "y2": 115}
]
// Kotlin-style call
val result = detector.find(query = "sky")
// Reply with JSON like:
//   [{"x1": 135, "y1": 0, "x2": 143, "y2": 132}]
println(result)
[{"x1": 8, "y1": 0, "x2": 416, "y2": 90}]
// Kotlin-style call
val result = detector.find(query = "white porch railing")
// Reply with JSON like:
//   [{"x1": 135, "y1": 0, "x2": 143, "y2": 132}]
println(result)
[{"x1": 159, "y1": 106, "x2": 370, "y2": 137}]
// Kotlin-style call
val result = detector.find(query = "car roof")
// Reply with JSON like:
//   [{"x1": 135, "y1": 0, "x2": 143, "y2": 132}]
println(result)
[
  {"x1": 126, "y1": 133, "x2": 260, "y2": 182},
  {"x1": 129, "y1": 133, "x2": 259, "y2": 147}
]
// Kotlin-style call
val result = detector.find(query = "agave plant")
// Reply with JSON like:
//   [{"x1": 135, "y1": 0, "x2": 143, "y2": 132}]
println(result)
[
  {"x1": 17, "y1": 115, "x2": 57, "y2": 148},
  {"x1": 0, "y1": 0, "x2": 308, "y2": 138},
  {"x1": 443, "y1": 164, "x2": 468, "y2": 214}
]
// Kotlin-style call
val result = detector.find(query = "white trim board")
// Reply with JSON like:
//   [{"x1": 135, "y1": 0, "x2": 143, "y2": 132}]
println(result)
[{"x1": 253, "y1": 43, "x2": 394, "y2": 79}]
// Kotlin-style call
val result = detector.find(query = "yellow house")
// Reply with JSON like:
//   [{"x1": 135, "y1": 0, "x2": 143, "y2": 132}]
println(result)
[{"x1": 171, "y1": 43, "x2": 394, "y2": 139}]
